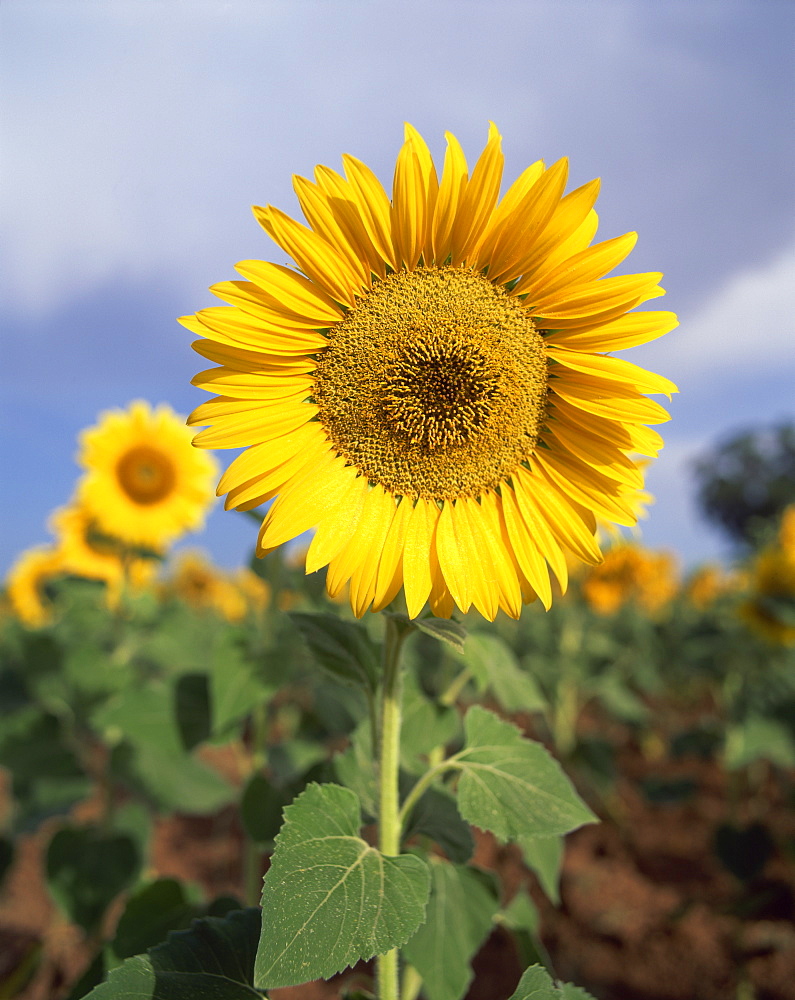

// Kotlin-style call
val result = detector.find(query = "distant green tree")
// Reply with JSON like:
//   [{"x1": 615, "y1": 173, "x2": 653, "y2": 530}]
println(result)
[{"x1": 693, "y1": 423, "x2": 795, "y2": 547}]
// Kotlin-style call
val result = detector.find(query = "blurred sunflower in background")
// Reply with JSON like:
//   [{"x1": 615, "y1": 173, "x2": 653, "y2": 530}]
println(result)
[
  {"x1": 5, "y1": 546, "x2": 64, "y2": 628},
  {"x1": 740, "y1": 505, "x2": 795, "y2": 645},
  {"x1": 77, "y1": 401, "x2": 218, "y2": 551},
  {"x1": 49, "y1": 501, "x2": 157, "y2": 606},
  {"x1": 163, "y1": 549, "x2": 270, "y2": 623},
  {"x1": 185, "y1": 124, "x2": 678, "y2": 620},
  {"x1": 581, "y1": 542, "x2": 679, "y2": 617}
]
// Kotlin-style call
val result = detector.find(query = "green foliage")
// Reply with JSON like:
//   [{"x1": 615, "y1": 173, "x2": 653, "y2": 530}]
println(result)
[
  {"x1": 403, "y1": 786, "x2": 474, "y2": 865},
  {"x1": 93, "y1": 683, "x2": 234, "y2": 813},
  {"x1": 84, "y1": 908, "x2": 263, "y2": 999},
  {"x1": 461, "y1": 631, "x2": 547, "y2": 712},
  {"x1": 453, "y1": 707, "x2": 597, "y2": 841},
  {"x1": 402, "y1": 859, "x2": 499, "y2": 1000},
  {"x1": 289, "y1": 611, "x2": 380, "y2": 693},
  {"x1": 517, "y1": 836, "x2": 563, "y2": 905},
  {"x1": 255, "y1": 783, "x2": 431, "y2": 988},
  {"x1": 5, "y1": 532, "x2": 795, "y2": 1000},
  {"x1": 46, "y1": 825, "x2": 140, "y2": 933},
  {"x1": 508, "y1": 965, "x2": 597, "y2": 1000}
]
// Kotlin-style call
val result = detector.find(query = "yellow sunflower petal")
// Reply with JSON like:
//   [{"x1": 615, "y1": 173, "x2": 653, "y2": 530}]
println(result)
[
  {"x1": 347, "y1": 487, "x2": 399, "y2": 616},
  {"x1": 326, "y1": 484, "x2": 395, "y2": 601},
  {"x1": 224, "y1": 433, "x2": 330, "y2": 510},
  {"x1": 431, "y1": 131, "x2": 468, "y2": 263},
  {"x1": 233, "y1": 262, "x2": 345, "y2": 323},
  {"x1": 391, "y1": 136, "x2": 427, "y2": 269},
  {"x1": 314, "y1": 164, "x2": 387, "y2": 279},
  {"x1": 293, "y1": 174, "x2": 372, "y2": 288},
  {"x1": 256, "y1": 452, "x2": 353, "y2": 554},
  {"x1": 190, "y1": 400, "x2": 317, "y2": 449},
  {"x1": 371, "y1": 496, "x2": 412, "y2": 612},
  {"x1": 529, "y1": 271, "x2": 664, "y2": 319},
  {"x1": 402, "y1": 499, "x2": 436, "y2": 619},
  {"x1": 191, "y1": 338, "x2": 316, "y2": 374},
  {"x1": 192, "y1": 368, "x2": 314, "y2": 400},
  {"x1": 548, "y1": 348, "x2": 679, "y2": 397},
  {"x1": 517, "y1": 231, "x2": 637, "y2": 299},
  {"x1": 548, "y1": 397, "x2": 664, "y2": 456},
  {"x1": 551, "y1": 376, "x2": 671, "y2": 425},
  {"x1": 486, "y1": 158, "x2": 569, "y2": 282},
  {"x1": 305, "y1": 469, "x2": 370, "y2": 574},
  {"x1": 217, "y1": 422, "x2": 326, "y2": 496},
  {"x1": 500, "y1": 485, "x2": 552, "y2": 609},
  {"x1": 253, "y1": 205, "x2": 363, "y2": 305},
  {"x1": 341, "y1": 154, "x2": 397, "y2": 268},
  {"x1": 545, "y1": 310, "x2": 679, "y2": 352},
  {"x1": 435, "y1": 500, "x2": 475, "y2": 613},
  {"x1": 453, "y1": 122, "x2": 504, "y2": 265}
]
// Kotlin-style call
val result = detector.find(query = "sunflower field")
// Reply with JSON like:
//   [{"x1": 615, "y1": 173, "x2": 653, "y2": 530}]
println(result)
[{"x1": 2, "y1": 126, "x2": 795, "y2": 1000}]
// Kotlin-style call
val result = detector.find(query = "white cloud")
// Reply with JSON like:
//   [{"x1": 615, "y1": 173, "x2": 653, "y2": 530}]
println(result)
[{"x1": 633, "y1": 240, "x2": 795, "y2": 387}]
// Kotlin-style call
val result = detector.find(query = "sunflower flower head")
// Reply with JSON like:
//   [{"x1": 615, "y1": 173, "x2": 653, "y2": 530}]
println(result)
[
  {"x1": 581, "y1": 542, "x2": 678, "y2": 617},
  {"x1": 740, "y1": 509, "x2": 795, "y2": 645},
  {"x1": 184, "y1": 124, "x2": 678, "y2": 621},
  {"x1": 76, "y1": 401, "x2": 218, "y2": 551},
  {"x1": 5, "y1": 546, "x2": 64, "y2": 628},
  {"x1": 49, "y1": 500, "x2": 158, "y2": 607}
]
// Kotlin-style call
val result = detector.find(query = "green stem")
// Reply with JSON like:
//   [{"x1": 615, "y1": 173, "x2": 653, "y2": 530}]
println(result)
[
  {"x1": 377, "y1": 616, "x2": 410, "y2": 1000},
  {"x1": 439, "y1": 666, "x2": 473, "y2": 707}
]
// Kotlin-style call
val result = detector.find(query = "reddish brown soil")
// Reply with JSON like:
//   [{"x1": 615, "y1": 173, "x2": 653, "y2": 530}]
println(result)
[{"x1": 2, "y1": 711, "x2": 795, "y2": 1000}]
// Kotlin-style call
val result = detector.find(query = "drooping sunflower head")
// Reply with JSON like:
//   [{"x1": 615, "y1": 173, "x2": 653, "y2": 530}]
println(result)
[
  {"x1": 4, "y1": 546, "x2": 64, "y2": 628},
  {"x1": 50, "y1": 501, "x2": 126, "y2": 583},
  {"x1": 76, "y1": 401, "x2": 218, "y2": 550},
  {"x1": 183, "y1": 124, "x2": 678, "y2": 621},
  {"x1": 49, "y1": 500, "x2": 158, "y2": 605}
]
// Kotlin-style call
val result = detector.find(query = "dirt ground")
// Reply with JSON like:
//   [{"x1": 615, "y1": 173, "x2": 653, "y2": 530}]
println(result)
[{"x1": 2, "y1": 705, "x2": 795, "y2": 1000}]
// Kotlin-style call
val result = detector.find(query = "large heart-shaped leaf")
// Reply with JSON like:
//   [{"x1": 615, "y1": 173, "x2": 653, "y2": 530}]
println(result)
[{"x1": 255, "y1": 783, "x2": 430, "y2": 988}]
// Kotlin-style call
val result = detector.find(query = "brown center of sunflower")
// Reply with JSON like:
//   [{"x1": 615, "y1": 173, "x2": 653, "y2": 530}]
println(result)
[
  {"x1": 116, "y1": 446, "x2": 176, "y2": 505},
  {"x1": 313, "y1": 266, "x2": 548, "y2": 501}
]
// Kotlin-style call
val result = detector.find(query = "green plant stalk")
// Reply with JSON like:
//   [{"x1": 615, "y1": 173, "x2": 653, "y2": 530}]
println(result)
[{"x1": 377, "y1": 616, "x2": 408, "y2": 1000}]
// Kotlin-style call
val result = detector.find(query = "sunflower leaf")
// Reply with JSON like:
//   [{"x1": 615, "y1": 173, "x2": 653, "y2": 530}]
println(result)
[
  {"x1": 255, "y1": 783, "x2": 430, "y2": 989},
  {"x1": 508, "y1": 964, "x2": 597, "y2": 1000},
  {"x1": 288, "y1": 612, "x2": 379, "y2": 693},
  {"x1": 454, "y1": 707, "x2": 596, "y2": 841},
  {"x1": 402, "y1": 859, "x2": 499, "y2": 1000},
  {"x1": 461, "y1": 632, "x2": 547, "y2": 711},
  {"x1": 82, "y1": 908, "x2": 262, "y2": 999}
]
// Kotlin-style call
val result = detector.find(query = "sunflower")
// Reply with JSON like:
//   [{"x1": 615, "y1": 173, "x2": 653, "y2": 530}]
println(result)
[
  {"x1": 581, "y1": 542, "x2": 678, "y2": 616},
  {"x1": 77, "y1": 401, "x2": 218, "y2": 551},
  {"x1": 49, "y1": 501, "x2": 157, "y2": 605},
  {"x1": 5, "y1": 546, "x2": 63, "y2": 628},
  {"x1": 740, "y1": 507, "x2": 795, "y2": 645},
  {"x1": 184, "y1": 124, "x2": 678, "y2": 620}
]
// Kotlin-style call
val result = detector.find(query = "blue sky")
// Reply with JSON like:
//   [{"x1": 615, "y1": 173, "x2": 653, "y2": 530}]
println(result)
[{"x1": 2, "y1": 0, "x2": 794, "y2": 578}]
